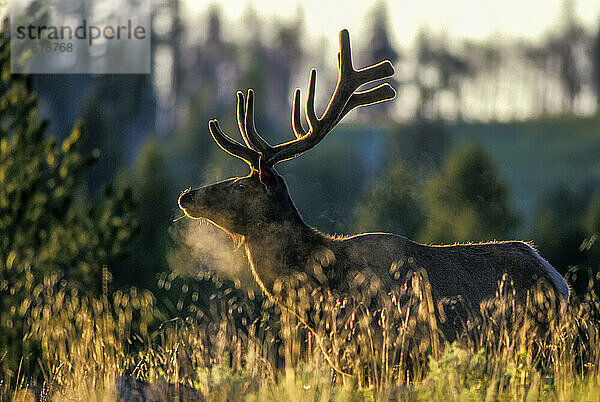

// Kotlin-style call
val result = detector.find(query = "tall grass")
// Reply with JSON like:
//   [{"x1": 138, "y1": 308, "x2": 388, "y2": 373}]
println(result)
[{"x1": 2, "y1": 266, "x2": 600, "y2": 401}]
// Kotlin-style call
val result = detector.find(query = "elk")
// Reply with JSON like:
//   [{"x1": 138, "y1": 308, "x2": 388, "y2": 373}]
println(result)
[{"x1": 179, "y1": 29, "x2": 569, "y2": 350}]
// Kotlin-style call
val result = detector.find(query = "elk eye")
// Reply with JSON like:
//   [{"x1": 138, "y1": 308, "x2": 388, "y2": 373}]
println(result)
[{"x1": 236, "y1": 183, "x2": 246, "y2": 191}]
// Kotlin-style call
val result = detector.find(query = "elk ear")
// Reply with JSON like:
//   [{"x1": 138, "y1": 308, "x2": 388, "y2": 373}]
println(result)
[{"x1": 258, "y1": 166, "x2": 280, "y2": 191}]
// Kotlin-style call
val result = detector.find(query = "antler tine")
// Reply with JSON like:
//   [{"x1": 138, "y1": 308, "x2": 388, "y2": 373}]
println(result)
[
  {"x1": 236, "y1": 91, "x2": 251, "y2": 148},
  {"x1": 208, "y1": 119, "x2": 261, "y2": 170},
  {"x1": 305, "y1": 68, "x2": 319, "y2": 130},
  {"x1": 244, "y1": 90, "x2": 274, "y2": 155},
  {"x1": 265, "y1": 29, "x2": 395, "y2": 166},
  {"x1": 292, "y1": 89, "x2": 307, "y2": 138},
  {"x1": 318, "y1": 31, "x2": 394, "y2": 133},
  {"x1": 236, "y1": 90, "x2": 274, "y2": 157},
  {"x1": 295, "y1": 82, "x2": 396, "y2": 139},
  {"x1": 334, "y1": 83, "x2": 396, "y2": 126}
]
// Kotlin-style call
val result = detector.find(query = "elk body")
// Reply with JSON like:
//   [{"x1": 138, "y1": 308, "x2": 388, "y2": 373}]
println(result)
[{"x1": 179, "y1": 30, "x2": 569, "y2": 342}]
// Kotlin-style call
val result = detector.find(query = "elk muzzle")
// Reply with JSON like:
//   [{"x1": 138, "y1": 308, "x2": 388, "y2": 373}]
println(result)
[
  {"x1": 178, "y1": 190, "x2": 194, "y2": 208},
  {"x1": 178, "y1": 189, "x2": 203, "y2": 218}
]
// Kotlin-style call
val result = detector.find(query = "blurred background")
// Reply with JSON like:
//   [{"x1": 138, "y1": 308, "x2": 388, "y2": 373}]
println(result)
[
  {"x1": 14, "y1": 0, "x2": 600, "y2": 290},
  {"x1": 2, "y1": 0, "x2": 600, "y2": 377}
]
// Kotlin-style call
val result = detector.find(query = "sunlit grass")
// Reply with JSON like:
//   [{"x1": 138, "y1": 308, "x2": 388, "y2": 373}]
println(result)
[{"x1": 2, "y1": 266, "x2": 600, "y2": 401}]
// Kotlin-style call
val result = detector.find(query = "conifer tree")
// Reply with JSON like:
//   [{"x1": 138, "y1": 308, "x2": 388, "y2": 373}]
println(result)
[
  {"x1": 353, "y1": 162, "x2": 424, "y2": 238},
  {"x1": 420, "y1": 143, "x2": 517, "y2": 243},
  {"x1": 0, "y1": 37, "x2": 136, "y2": 375}
]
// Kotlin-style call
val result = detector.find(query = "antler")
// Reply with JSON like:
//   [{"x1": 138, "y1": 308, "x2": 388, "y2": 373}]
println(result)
[
  {"x1": 264, "y1": 29, "x2": 395, "y2": 165},
  {"x1": 208, "y1": 29, "x2": 396, "y2": 171},
  {"x1": 208, "y1": 119, "x2": 261, "y2": 171},
  {"x1": 236, "y1": 89, "x2": 274, "y2": 156}
]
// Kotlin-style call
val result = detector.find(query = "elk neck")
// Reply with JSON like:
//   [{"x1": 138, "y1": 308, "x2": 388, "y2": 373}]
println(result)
[{"x1": 242, "y1": 206, "x2": 331, "y2": 294}]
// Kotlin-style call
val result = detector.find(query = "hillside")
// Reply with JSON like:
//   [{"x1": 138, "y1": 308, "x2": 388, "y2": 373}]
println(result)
[{"x1": 448, "y1": 116, "x2": 600, "y2": 232}]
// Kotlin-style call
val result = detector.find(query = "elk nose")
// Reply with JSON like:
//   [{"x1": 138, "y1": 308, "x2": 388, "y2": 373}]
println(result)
[{"x1": 178, "y1": 191, "x2": 194, "y2": 208}]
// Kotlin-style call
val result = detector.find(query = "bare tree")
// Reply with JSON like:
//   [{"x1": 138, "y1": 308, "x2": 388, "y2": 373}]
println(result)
[{"x1": 592, "y1": 18, "x2": 600, "y2": 109}]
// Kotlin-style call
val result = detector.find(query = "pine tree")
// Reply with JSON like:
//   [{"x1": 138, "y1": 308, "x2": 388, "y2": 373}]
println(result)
[
  {"x1": 420, "y1": 142, "x2": 517, "y2": 243},
  {"x1": 583, "y1": 192, "x2": 600, "y2": 279},
  {"x1": 353, "y1": 162, "x2": 424, "y2": 238},
  {"x1": 363, "y1": 1, "x2": 399, "y2": 117},
  {"x1": 0, "y1": 37, "x2": 136, "y2": 375},
  {"x1": 585, "y1": 192, "x2": 600, "y2": 236},
  {"x1": 592, "y1": 18, "x2": 600, "y2": 109},
  {"x1": 120, "y1": 136, "x2": 172, "y2": 290},
  {"x1": 531, "y1": 186, "x2": 587, "y2": 277}
]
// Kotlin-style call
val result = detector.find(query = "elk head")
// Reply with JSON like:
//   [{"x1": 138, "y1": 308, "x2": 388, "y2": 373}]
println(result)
[{"x1": 178, "y1": 29, "x2": 396, "y2": 239}]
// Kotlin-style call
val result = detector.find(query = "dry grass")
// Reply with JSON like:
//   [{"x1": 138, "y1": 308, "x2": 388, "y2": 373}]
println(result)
[{"x1": 1, "y1": 266, "x2": 600, "y2": 401}]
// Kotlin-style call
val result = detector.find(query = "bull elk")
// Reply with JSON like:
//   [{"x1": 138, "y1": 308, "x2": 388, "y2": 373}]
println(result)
[{"x1": 178, "y1": 29, "x2": 569, "y2": 350}]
